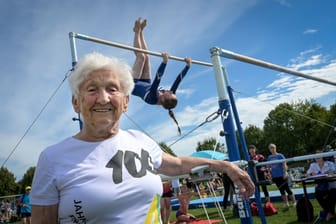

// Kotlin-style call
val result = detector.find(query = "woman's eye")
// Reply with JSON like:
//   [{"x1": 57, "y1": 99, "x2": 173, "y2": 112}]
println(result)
[
  {"x1": 108, "y1": 87, "x2": 119, "y2": 93},
  {"x1": 86, "y1": 86, "x2": 98, "y2": 94}
]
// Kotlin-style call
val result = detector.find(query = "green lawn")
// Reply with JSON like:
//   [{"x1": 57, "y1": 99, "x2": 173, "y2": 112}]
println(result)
[{"x1": 169, "y1": 199, "x2": 333, "y2": 224}]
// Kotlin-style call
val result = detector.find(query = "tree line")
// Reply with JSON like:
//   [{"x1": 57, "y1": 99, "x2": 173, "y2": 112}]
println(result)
[{"x1": 1, "y1": 99, "x2": 335, "y2": 196}]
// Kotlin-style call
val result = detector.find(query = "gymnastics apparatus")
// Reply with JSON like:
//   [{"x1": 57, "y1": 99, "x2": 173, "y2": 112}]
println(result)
[{"x1": 68, "y1": 32, "x2": 336, "y2": 224}]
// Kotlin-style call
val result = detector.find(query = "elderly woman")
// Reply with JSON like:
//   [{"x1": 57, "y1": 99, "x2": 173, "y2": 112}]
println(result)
[
  {"x1": 307, "y1": 149, "x2": 336, "y2": 221},
  {"x1": 30, "y1": 52, "x2": 254, "y2": 223}
]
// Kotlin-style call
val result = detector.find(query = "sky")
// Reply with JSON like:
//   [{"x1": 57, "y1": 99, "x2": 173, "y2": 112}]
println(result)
[{"x1": 0, "y1": 0, "x2": 335, "y2": 180}]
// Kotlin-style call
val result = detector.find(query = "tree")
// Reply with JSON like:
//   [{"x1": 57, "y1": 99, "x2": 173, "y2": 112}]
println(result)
[
  {"x1": 263, "y1": 100, "x2": 331, "y2": 157},
  {"x1": 243, "y1": 125, "x2": 267, "y2": 155},
  {"x1": 296, "y1": 101, "x2": 329, "y2": 153},
  {"x1": 159, "y1": 142, "x2": 176, "y2": 157},
  {"x1": 0, "y1": 166, "x2": 18, "y2": 196},
  {"x1": 17, "y1": 166, "x2": 35, "y2": 193},
  {"x1": 196, "y1": 137, "x2": 224, "y2": 152}
]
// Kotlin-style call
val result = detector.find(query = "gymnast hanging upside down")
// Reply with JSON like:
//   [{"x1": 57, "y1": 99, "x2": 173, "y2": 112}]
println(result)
[{"x1": 131, "y1": 17, "x2": 192, "y2": 134}]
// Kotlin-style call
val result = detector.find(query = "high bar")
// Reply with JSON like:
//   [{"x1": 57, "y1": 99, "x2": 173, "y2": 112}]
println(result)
[
  {"x1": 69, "y1": 32, "x2": 213, "y2": 67},
  {"x1": 256, "y1": 150, "x2": 336, "y2": 167},
  {"x1": 217, "y1": 48, "x2": 336, "y2": 87}
]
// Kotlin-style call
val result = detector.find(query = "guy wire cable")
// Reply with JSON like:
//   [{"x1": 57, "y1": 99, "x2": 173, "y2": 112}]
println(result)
[{"x1": 1, "y1": 69, "x2": 72, "y2": 168}]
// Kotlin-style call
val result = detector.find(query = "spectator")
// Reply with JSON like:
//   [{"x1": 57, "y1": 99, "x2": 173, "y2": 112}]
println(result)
[
  {"x1": 267, "y1": 143, "x2": 296, "y2": 208},
  {"x1": 221, "y1": 173, "x2": 235, "y2": 211},
  {"x1": 249, "y1": 144, "x2": 270, "y2": 202},
  {"x1": 20, "y1": 186, "x2": 31, "y2": 224},
  {"x1": 1, "y1": 199, "x2": 10, "y2": 224},
  {"x1": 161, "y1": 180, "x2": 173, "y2": 224},
  {"x1": 15, "y1": 197, "x2": 22, "y2": 221},
  {"x1": 306, "y1": 149, "x2": 336, "y2": 221}
]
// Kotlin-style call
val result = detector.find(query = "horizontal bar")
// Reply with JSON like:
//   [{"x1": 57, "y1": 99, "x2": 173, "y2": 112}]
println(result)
[
  {"x1": 70, "y1": 32, "x2": 213, "y2": 67},
  {"x1": 218, "y1": 48, "x2": 336, "y2": 86},
  {"x1": 256, "y1": 151, "x2": 336, "y2": 166},
  {"x1": 70, "y1": 33, "x2": 335, "y2": 86}
]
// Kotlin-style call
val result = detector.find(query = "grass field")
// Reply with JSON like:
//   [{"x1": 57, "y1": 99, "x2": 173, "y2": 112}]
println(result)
[{"x1": 169, "y1": 199, "x2": 333, "y2": 224}]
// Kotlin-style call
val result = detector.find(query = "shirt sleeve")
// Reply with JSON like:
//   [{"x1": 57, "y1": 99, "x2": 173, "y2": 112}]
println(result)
[
  {"x1": 31, "y1": 149, "x2": 59, "y2": 206},
  {"x1": 306, "y1": 163, "x2": 315, "y2": 175}
]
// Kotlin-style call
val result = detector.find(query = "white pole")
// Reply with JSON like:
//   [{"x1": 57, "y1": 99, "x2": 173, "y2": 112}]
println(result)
[{"x1": 219, "y1": 48, "x2": 336, "y2": 86}]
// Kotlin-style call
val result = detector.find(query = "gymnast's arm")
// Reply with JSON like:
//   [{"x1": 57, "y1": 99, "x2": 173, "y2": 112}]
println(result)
[
  {"x1": 170, "y1": 57, "x2": 192, "y2": 93},
  {"x1": 147, "y1": 53, "x2": 169, "y2": 97}
]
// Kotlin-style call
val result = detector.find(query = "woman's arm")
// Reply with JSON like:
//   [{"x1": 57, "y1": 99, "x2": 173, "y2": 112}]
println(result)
[
  {"x1": 283, "y1": 162, "x2": 288, "y2": 177},
  {"x1": 32, "y1": 204, "x2": 58, "y2": 224},
  {"x1": 157, "y1": 152, "x2": 254, "y2": 199}
]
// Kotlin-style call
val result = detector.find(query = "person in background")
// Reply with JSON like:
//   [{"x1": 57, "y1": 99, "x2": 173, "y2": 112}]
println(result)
[
  {"x1": 306, "y1": 149, "x2": 336, "y2": 221},
  {"x1": 172, "y1": 178, "x2": 181, "y2": 194},
  {"x1": 160, "y1": 180, "x2": 173, "y2": 224},
  {"x1": 20, "y1": 186, "x2": 31, "y2": 224},
  {"x1": 221, "y1": 173, "x2": 235, "y2": 211},
  {"x1": 131, "y1": 17, "x2": 192, "y2": 134},
  {"x1": 1, "y1": 199, "x2": 11, "y2": 224},
  {"x1": 175, "y1": 183, "x2": 197, "y2": 223},
  {"x1": 15, "y1": 196, "x2": 22, "y2": 221},
  {"x1": 30, "y1": 52, "x2": 254, "y2": 223},
  {"x1": 267, "y1": 143, "x2": 296, "y2": 208},
  {"x1": 185, "y1": 178, "x2": 196, "y2": 192},
  {"x1": 198, "y1": 182, "x2": 208, "y2": 198},
  {"x1": 249, "y1": 144, "x2": 270, "y2": 202}
]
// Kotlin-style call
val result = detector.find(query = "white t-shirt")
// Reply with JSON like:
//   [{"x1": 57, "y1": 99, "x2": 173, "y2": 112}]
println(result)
[
  {"x1": 306, "y1": 161, "x2": 336, "y2": 189},
  {"x1": 31, "y1": 129, "x2": 163, "y2": 224}
]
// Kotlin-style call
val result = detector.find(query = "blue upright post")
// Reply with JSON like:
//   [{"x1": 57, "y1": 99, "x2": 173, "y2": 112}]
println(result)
[
  {"x1": 222, "y1": 67, "x2": 267, "y2": 224},
  {"x1": 210, "y1": 47, "x2": 253, "y2": 224}
]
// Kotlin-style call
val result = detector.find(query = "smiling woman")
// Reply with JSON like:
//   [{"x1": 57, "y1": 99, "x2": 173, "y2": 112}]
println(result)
[
  {"x1": 72, "y1": 69, "x2": 130, "y2": 141},
  {"x1": 30, "y1": 52, "x2": 254, "y2": 224}
]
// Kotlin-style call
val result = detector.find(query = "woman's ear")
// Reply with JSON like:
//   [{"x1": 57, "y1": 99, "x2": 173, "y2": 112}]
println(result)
[
  {"x1": 72, "y1": 95, "x2": 80, "y2": 113},
  {"x1": 123, "y1": 95, "x2": 130, "y2": 112}
]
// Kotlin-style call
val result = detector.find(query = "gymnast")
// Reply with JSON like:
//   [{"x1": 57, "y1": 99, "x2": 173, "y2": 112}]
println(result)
[{"x1": 132, "y1": 17, "x2": 192, "y2": 134}]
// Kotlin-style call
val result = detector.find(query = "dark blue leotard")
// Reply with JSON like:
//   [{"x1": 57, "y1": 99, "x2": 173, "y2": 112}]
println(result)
[{"x1": 132, "y1": 62, "x2": 190, "y2": 104}]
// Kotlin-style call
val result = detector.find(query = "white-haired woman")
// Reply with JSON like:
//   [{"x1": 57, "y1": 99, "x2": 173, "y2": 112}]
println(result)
[{"x1": 30, "y1": 52, "x2": 254, "y2": 224}]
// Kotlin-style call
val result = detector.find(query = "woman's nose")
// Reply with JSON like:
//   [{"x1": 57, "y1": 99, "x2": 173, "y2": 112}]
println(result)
[{"x1": 97, "y1": 89, "x2": 110, "y2": 104}]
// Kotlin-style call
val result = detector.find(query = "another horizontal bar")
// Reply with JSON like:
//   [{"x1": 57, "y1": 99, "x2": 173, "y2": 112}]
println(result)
[{"x1": 218, "y1": 48, "x2": 336, "y2": 86}]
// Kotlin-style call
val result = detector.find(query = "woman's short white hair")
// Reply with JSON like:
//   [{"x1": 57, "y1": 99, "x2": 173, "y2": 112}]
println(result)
[{"x1": 68, "y1": 52, "x2": 134, "y2": 98}]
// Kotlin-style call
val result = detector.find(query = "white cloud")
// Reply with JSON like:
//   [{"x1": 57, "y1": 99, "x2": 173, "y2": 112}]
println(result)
[{"x1": 303, "y1": 29, "x2": 318, "y2": 34}]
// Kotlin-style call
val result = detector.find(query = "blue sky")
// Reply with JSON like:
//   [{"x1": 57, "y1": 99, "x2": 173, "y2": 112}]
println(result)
[{"x1": 1, "y1": 0, "x2": 335, "y2": 180}]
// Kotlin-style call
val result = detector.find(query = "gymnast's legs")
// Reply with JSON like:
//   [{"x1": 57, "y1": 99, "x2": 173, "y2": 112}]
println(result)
[{"x1": 132, "y1": 18, "x2": 151, "y2": 80}]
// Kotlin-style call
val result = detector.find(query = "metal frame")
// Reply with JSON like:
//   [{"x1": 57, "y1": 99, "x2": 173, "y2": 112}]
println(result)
[{"x1": 68, "y1": 32, "x2": 336, "y2": 224}]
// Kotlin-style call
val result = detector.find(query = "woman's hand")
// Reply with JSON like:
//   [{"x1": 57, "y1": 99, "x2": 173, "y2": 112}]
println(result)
[{"x1": 225, "y1": 163, "x2": 255, "y2": 199}]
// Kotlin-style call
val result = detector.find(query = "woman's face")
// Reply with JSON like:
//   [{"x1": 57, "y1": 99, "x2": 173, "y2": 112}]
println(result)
[
  {"x1": 72, "y1": 69, "x2": 129, "y2": 140},
  {"x1": 249, "y1": 148, "x2": 256, "y2": 155},
  {"x1": 268, "y1": 145, "x2": 276, "y2": 153},
  {"x1": 158, "y1": 91, "x2": 177, "y2": 107}
]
